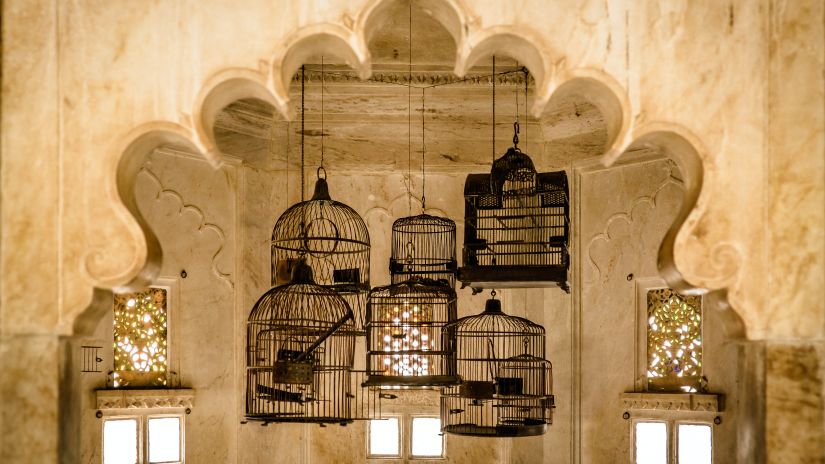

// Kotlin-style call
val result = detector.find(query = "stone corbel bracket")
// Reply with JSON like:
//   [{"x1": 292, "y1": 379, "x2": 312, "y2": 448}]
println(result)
[
  {"x1": 620, "y1": 392, "x2": 720, "y2": 413},
  {"x1": 96, "y1": 389, "x2": 195, "y2": 411}
]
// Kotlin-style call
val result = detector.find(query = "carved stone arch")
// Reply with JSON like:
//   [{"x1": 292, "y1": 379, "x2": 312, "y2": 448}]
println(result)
[
  {"x1": 270, "y1": 23, "x2": 372, "y2": 119},
  {"x1": 73, "y1": 123, "x2": 202, "y2": 336},
  {"x1": 455, "y1": 26, "x2": 552, "y2": 105},
  {"x1": 111, "y1": 123, "x2": 204, "y2": 290},
  {"x1": 628, "y1": 125, "x2": 745, "y2": 339},
  {"x1": 544, "y1": 69, "x2": 632, "y2": 163},
  {"x1": 193, "y1": 69, "x2": 279, "y2": 166},
  {"x1": 356, "y1": 0, "x2": 471, "y2": 55}
]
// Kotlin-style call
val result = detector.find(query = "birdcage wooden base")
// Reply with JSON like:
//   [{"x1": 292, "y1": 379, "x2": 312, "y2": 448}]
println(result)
[
  {"x1": 458, "y1": 266, "x2": 569, "y2": 293},
  {"x1": 363, "y1": 374, "x2": 461, "y2": 388},
  {"x1": 442, "y1": 422, "x2": 548, "y2": 437},
  {"x1": 245, "y1": 415, "x2": 355, "y2": 425}
]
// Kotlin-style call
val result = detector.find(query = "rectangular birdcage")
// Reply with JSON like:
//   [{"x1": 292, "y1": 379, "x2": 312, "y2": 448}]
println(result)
[{"x1": 459, "y1": 157, "x2": 569, "y2": 293}]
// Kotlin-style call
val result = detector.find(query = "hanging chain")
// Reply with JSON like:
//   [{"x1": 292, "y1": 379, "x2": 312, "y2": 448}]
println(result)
[
  {"x1": 421, "y1": 87, "x2": 426, "y2": 211},
  {"x1": 492, "y1": 55, "x2": 496, "y2": 164},
  {"x1": 300, "y1": 64, "x2": 305, "y2": 201}
]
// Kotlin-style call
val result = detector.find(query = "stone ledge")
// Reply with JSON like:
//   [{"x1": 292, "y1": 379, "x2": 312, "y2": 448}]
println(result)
[
  {"x1": 620, "y1": 392, "x2": 720, "y2": 412},
  {"x1": 96, "y1": 389, "x2": 194, "y2": 410}
]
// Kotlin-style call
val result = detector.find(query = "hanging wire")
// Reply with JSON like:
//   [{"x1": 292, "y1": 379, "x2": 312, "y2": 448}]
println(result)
[
  {"x1": 513, "y1": 60, "x2": 520, "y2": 149},
  {"x1": 320, "y1": 55, "x2": 325, "y2": 172},
  {"x1": 492, "y1": 55, "x2": 496, "y2": 164},
  {"x1": 524, "y1": 66, "x2": 529, "y2": 152},
  {"x1": 406, "y1": 0, "x2": 413, "y2": 215},
  {"x1": 421, "y1": 87, "x2": 426, "y2": 211},
  {"x1": 301, "y1": 64, "x2": 306, "y2": 201}
]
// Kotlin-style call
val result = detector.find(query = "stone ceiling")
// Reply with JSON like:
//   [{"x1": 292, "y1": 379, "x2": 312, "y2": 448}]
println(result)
[{"x1": 212, "y1": 2, "x2": 608, "y2": 171}]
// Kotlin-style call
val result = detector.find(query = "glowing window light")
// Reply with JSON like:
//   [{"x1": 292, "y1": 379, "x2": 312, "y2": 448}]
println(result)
[
  {"x1": 380, "y1": 300, "x2": 433, "y2": 376},
  {"x1": 113, "y1": 288, "x2": 168, "y2": 387},
  {"x1": 646, "y1": 288, "x2": 702, "y2": 390}
]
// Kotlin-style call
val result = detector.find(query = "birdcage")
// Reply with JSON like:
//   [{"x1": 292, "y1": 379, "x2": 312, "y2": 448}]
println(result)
[
  {"x1": 271, "y1": 169, "x2": 371, "y2": 328},
  {"x1": 459, "y1": 145, "x2": 569, "y2": 293},
  {"x1": 363, "y1": 278, "x2": 459, "y2": 388},
  {"x1": 390, "y1": 214, "x2": 457, "y2": 287},
  {"x1": 440, "y1": 297, "x2": 554, "y2": 437},
  {"x1": 246, "y1": 262, "x2": 365, "y2": 424}
]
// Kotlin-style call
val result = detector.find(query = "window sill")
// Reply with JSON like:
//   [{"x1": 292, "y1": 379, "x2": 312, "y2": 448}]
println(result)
[
  {"x1": 96, "y1": 388, "x2": 194, "y2": 411},
  {"x1": 621, "y1": 392, "x2": 720, "y2": 413}
]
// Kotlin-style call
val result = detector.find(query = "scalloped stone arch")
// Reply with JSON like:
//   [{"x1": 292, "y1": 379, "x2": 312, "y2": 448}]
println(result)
[
  {"x1": 542, "y1": 70, "x2": 632, "y2": 161},
  {"x1": 194, "y1": 70, "x2": 279, "y2": 167},
  {"x1": 456, "y1": 26, "x2": 551, "y2": 97},
  {"x1": 356, "y1": 0, "x2": 469, "y2": 56},
  {"x1": 72, "y1": 123, "x2": 204, "y2": 335},
  {"x1": 628, "y1": 125, "x2": 745, "y2": 337},
  {"x1": 98, "y1": 0, "x2": 740, "y2": 341},
  {"x1": 270, "y1": 23, "x2": 372, "y2": 118}
]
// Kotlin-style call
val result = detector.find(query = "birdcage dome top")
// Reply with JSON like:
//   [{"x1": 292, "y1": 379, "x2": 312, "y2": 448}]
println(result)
[
  {"x1": 248, "y1": 265, "x2": 353, "y2": 329},
  {"x1": 392, "y1": 214, "x2": 456, "y2": 233},
  {"x1": 271, "y1": 177, "x2": 370, "y2": 254},
  {"x1": 445, "y1": 299, "x2": 544, "y2": 336},
  {"x1": 369, "y1": 277, "x2": 456, "y2": 300}
]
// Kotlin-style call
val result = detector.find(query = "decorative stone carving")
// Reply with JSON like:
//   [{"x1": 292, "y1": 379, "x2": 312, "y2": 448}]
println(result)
[
  {"x1": 620, "y1": 392, "x2": 719, "y2": 412},
  {"x1": 95, "y1": 389, "x2": 194, "y2": 410}
]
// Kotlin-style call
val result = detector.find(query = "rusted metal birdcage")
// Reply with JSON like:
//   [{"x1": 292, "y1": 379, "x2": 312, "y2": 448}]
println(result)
[
  {"x1": 246, "y1": 262, "x2": 373, "y2": 424},
  {"x1": 440, "y1": 296, "x2": 554, "y2": 437},
  {"x1": 459, "y1": 132, "x2": 569, "y2": 293},
  {"x1": 390, "y1": 214, "x2": 457, "y2": 287},
  {"x1": 363, "y1": 278, "x2": 459, "y2": 388},
  {"x1": 271, "y1": 169, "x2": 371, "y2": 328}
]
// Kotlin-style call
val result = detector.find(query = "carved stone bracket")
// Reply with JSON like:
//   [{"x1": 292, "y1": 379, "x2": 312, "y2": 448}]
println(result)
[
  {"x1": 96, "y1": 389, "x2": 195, "y2": 410},
  {"x1": 620, "y1": 392, "x2": 719, "y2": 412}
]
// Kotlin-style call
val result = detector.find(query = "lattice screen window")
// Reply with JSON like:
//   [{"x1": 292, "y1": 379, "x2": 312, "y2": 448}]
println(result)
[
  {"x1": 113, "y1": 288, "x2": 169, "y2": 387},
  {"x1": 646, "y1": 288, "x2": 702, "y2": 392}
]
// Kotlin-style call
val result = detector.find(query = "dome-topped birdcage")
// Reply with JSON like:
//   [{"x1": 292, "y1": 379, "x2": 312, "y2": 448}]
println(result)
[
  {"x1": 440, "y1": 296, "x2": 554, "y2": 437},
  {"x1": 246, "y1": 262, "x2": 366, "y2": 424},
  {"x1": 363, "y1": 277, "x2": 459, "y2": 388},
  {"x1": 271, "y1": 169, "x2": 371, "y2": 328},
  {"x1": 459, "y1": 129, "x2": 569, "y2": 293},
  {"x1": 390, "y1": 214, "x2": 457, "y2": 287}
]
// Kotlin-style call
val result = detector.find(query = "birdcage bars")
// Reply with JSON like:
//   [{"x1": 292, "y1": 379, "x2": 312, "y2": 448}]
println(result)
[
  {"x1": 271, "y1": 171, "x2": 371, "y2": 328},
  {"x1": 440, "y1": 298, "x2": 554, "y2": 437},
  {"x1": 459, "y1": 146, "x2": 570, "y2": 293},
  {"x1": 246, "y1": 263, "x2": 367, "y2": 424},
  {"x1": 390, "y1": 214, "x2": 457, "y2": 287},
  {"x1": 363, "y1": 278, "x2": 459, "y2": 388}
]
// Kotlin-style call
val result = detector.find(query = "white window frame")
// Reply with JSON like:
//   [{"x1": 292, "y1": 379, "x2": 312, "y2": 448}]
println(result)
[
  {"x1": 102, "y1": 412, "x2": 186, "y2": 464},
  {"x1": 367, "y1": 415, "x2": 403, "y2": 459},
  {"x1": 408, "y1": 414, "x2": 445, "y2": 460},
  {"x1": 630, "y1": 418, "x2": 713, "y2": 464},
  {"x1": 367, "y1": 410, "x2": 446, "y2": 462}
]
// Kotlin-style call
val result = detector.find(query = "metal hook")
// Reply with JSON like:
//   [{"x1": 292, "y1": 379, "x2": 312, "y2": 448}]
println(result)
[
  {"x1": 512, "y1": 121, "x2": 520, "y2": 148},
  {"x1": 317, "y1": 166, "x2": 327, "y2": 180}
]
